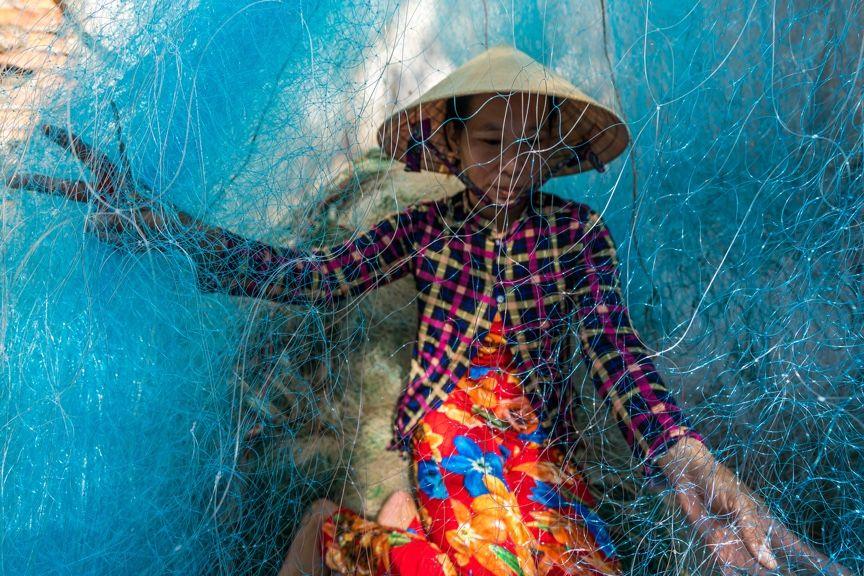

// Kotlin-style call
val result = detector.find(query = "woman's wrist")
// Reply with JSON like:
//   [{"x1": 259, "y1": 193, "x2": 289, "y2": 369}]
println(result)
[{"x1": 656, "y1": 435, "x2": 713, "y2": 481}]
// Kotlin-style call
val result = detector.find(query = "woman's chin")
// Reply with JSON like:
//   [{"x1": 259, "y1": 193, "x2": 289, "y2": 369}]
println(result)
[{"x1": 480, "y1": 190, "x2": 527, "y2": 207}]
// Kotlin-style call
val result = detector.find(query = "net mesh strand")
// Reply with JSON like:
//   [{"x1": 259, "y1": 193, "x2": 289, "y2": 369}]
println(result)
[{"x1": 0, "y1": 0, "x2": 861, "y2": 574}]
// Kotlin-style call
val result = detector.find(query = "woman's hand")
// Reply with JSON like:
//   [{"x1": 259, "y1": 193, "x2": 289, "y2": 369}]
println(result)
[
  {"x1": 83, "y1": 194, "x2": 197, "y2": 253},
  {"x1": 656, "y1": 437, "x2": 851, "y2": 575},
  {"x1": 5, "y1": 124, "x2": 207, "y2": 253}
]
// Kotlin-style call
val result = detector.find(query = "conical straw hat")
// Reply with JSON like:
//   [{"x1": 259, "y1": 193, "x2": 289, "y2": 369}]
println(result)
[{"x1": 377, "y1": 45, "x2": 630, "y2": 177}]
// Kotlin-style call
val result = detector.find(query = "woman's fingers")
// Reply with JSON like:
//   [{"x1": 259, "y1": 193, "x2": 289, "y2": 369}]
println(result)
[
  {"x1": 735, "y1": 498, "x2": 778, "y2": 570},
  {"x1": 85, "y1": 212, "x2": 126, "y2": 248},
  {"x1": 767, "y1": 520, "x2": 852, "y2": 576},
  {"x1": 670, "y1": 459, "x2": 851, "y2": 576},
  {"x1": 8, "y1": 165, "x2": 186, "y2": 252},
  {"x1": 6, "y1": 173, "x2": 95, "y2": 203},
  {"x1": 747, "y1": 495, "x2": 851, "y2": 576},
  {"x1": 700, "y1": 464, "x2": 779, "y2": 572},
  {"x1": 699, "y1": 516, "x2": 774, "y2": 576},
  {"x1": 673, "y1": 482, "x2": 706, "y2": 525},
  {"x1": 675, "y1": 490, "x2": 750, "y2": 574},
  {"x1": 675, "y1": 481, "x2": 779, "y2": 575},
  {"x1": 85, "y1": 207, "x2": 162, "y2": 252}
]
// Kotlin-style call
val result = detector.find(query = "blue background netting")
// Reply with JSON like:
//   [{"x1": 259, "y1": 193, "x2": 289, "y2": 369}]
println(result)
[{"x1": 1, "y1": 0, "x2": 861, "y2": 574}]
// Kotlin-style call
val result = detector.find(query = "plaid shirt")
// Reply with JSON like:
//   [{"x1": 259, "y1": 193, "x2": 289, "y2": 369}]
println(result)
[{"x1": 192, "y1": 188, "x2": 703, "y2": 478}]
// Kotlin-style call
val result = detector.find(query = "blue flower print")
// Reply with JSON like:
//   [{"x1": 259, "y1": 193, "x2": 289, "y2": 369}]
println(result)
[
  {"x1": 529, "y1": 481, "x2": 617, "y2": 558},
  {"x1": 530, "y1": 480, "x2": 569, "y2": 509},
  {"x1": 469, "y1": 365, "x2": 496, "y2": 379},
  {"x1": 416, "y1": 459, "x2": 449, "y2": 500},
  {"x1": 441, "y1": 435, "x2": 506, "y2": 497},
  {"x1": 517, "y1": 422, "x2": 551, "y2": 445}
]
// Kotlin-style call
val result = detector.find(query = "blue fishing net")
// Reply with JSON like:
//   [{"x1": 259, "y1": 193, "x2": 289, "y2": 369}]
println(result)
[{"x1": 1, "y1": 0, "x2": 861, "y2": 574}]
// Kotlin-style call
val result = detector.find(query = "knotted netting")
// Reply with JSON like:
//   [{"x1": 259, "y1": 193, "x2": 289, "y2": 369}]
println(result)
[{"x1": 0, "y1": 0, "x2": 861, "y2": 574}]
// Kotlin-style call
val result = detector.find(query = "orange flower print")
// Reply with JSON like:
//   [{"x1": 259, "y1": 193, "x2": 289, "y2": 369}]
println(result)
[
  {"x1": 473, "y1": 475, "x2": 539, "y2": 575},
  {"x1": 475, "y1": 475, "x2": 535, "y2": 549},
  {"x1": 493, "y1": 395, "x2": 539, "y2": 433},
  {"x1": 512, "y1": 460, "x2": 572, "y2": 486},
  {"x1": 529, "y1": 509, "x2": 597, "y2": 551},
  {"x1": 529, "y1": 508, "x2": 619, "y2": 574},
  {"x1": 420, "y1": 421, "x2": 445, "y2": 460},
  {"x1": 534, "y1": 540, "x2": 620, "y2": 576},
  {"x1": 438, "y1": 553, "x2": 459, "y2": 576},
  {"x1": 445, "y1": 499, "x2": 531, "y2": 576},
  {"x1": 418, "y1": 502, "x2": 433, "y2": 533},
  {"x1": 437, "y1": 403, "x2": 484, "y2": 428},
  {"x1": 456, "y1": 374, "x2": 499, "y2": 409},
  {"x1": 322, "y1": 511, "x2": 404, "y2": 576}
]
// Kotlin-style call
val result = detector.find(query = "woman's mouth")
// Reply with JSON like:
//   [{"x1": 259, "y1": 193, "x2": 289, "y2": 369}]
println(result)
[{"x1": 483, "y1": 190, "x2": 525, "y2": 207}]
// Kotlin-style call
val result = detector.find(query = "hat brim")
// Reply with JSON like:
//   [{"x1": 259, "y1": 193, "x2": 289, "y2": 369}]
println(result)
[
  {"x1": 377, "y1": 90, "x2": 630, "y2": 176},
  {"x1": 376, "y1": 45, "x2": 630, "y2": 177}
]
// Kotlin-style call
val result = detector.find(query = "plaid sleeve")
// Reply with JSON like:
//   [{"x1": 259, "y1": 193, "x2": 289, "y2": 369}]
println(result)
[
  {"x1": 568, "y1": 207, "x2": 705, "y2": 482},
  {"x1": 190, "y1": 206, "x2": 422, "y2": 305}
]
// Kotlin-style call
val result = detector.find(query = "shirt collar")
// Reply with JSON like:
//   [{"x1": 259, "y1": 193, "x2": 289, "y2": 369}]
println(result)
[{"x1": 452, "y1": 187, "x2": 543, "y2": 238}]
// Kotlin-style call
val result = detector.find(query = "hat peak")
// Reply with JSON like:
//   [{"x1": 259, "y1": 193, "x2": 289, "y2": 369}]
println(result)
[
  {"x1": 376, "y1": 44, "x2": 631, "y2": 177},
  {"x1": 457, "y1": 44, "x2": 547, "y2": 73}
]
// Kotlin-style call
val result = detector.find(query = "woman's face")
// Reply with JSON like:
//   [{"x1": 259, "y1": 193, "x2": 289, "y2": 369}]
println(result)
[{"x1": 445, "y1": 92, "x2": 557, "y2": 207}]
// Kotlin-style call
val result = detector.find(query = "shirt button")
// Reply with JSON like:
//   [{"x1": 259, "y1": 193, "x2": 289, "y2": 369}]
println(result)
[{"x1": 496, "y1": 295, "x2": 504, "y2": 303}]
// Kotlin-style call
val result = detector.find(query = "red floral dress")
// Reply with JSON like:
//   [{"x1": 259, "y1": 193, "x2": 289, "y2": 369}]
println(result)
[{"x1": 319, "y1": 312, "x2": 621, "y2": 576}]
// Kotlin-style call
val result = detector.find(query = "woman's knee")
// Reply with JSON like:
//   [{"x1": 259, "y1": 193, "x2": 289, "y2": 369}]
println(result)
[
  {"x1": 308, "y1": 498, "x2": 339, "y2": 521},
  {"x1": 377, "y1": 490, "x2": 418, "y2": 529}
]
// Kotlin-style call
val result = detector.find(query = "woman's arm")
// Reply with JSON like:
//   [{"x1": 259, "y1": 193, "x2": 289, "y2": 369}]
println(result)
[
  {"x1": 566, "y1": 208, "x2": 851, "y2": 575},
  {"x1": 184, "y1": 206, "x2": 423, "y2": 305},
  {"x1": 565, "y1": 207, "x2": 703, "y2": 480},
  {"x1": 656, "y1": 436, "x2": 851, "y2": 575},
  {"x1": 87, "y1": 199, "x2": 424, "y2": 306}
]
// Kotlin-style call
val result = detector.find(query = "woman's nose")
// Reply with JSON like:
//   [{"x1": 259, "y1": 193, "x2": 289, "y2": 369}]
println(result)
[{"x1": 500, "y1": 139, "x2": 536, "y2": 177}]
